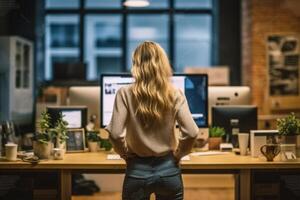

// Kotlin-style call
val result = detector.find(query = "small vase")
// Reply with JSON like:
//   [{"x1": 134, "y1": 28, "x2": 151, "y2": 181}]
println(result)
[
  {"x1": 57, "y1": 141, "x2": 66, "y2": 155},
  {"x1": 88, "y1": 141, "x2": 98, "y2": 152}
]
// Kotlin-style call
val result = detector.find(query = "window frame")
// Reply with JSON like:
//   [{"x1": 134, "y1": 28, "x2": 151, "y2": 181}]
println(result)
[{"x1": 44, "y1": 0, "x2": 218, "y2": 83}]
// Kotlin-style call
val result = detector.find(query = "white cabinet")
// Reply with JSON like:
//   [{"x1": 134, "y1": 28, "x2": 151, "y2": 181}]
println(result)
[{"x1": 0, "y1": 36, "x2": 34, "y2": 125}]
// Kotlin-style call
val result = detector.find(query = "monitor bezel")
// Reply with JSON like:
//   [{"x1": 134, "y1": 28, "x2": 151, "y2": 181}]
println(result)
[
  {"x1": 100, "y1": 73, "x2": 208, "y2": 128},
  {"x1": 46, "y1": 106, "x2": 88, "y2": 129}
]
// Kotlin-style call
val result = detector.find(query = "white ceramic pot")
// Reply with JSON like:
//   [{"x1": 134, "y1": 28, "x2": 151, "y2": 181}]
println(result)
[{"x1": 57, "y1": 141, "x2": 66, "y2": 155}]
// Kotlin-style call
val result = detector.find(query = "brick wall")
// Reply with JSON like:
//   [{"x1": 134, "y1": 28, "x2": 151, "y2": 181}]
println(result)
[{"x1": 242, "y1": 0, "x2": 300, "y2": 114}]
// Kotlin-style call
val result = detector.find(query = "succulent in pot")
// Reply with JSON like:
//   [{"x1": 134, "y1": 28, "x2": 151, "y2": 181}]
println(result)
[{"x1": 208, "y1": 126, "x2": 225, "y2": 150}]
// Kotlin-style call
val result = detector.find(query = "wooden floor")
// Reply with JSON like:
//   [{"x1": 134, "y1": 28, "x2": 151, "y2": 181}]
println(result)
[{"x1": 72, "y1": 188, "x2": 234, "y2": 200}]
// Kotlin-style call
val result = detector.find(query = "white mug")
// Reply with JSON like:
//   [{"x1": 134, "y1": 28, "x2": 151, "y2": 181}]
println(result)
[
  {"x1": 52, "y1": 148, "x2": 64, "y2": 160},
  {"x1": 238, "y1": 133, "x2": 249, "y2": 156},
  {"x1": 5, "y1": 143, "x2": 18, "y2": 161}
]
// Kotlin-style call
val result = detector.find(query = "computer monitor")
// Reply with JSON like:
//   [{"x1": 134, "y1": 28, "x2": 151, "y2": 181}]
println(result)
[
  {"x1": 100, "y1": 74, "x2": 208, "y2": 128},
  {"x1": 68, "y1": 86, "x2": 100, "y2": 128},
  {"x1": 47, "y1": 106, "x2": 88, "y2": 129},
  {"x1": 53, "y1": 62, "x2": 86, "y2": 81},
  {"x1": 208, "y1": 86, "x2": 251, "y2": 124},
  {"x1": 212, "y1": 105, "x2": 257, "y2": 146}
]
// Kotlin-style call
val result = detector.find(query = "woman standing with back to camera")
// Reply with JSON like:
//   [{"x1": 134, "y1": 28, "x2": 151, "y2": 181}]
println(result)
[{"x1": 106, "y1": 41, "x2": 199, "y2": 200}]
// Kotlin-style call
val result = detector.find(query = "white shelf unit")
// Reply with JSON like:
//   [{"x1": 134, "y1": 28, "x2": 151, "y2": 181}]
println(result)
[{"x1": 0, "y1": 36, "x2": 34, "y2": 125}]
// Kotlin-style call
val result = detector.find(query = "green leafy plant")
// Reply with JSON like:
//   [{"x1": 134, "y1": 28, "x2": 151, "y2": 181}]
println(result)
[
  {"x1": 277, "y1": 113, "x2": 300, "y2": 136},
  {"x1": 86, "y1": 131, "x2": 112, "y2": 151},
  {"x1": 87, "y1": 131, "x2": 101, "y2": 142},
  {"x1": 36, "y1": 111, "x2": 53, "y2": 144},
  {"x1": 209, "y1": 126, "x2": 226, "y2": 138},
  {"x1": 100, "y1": 139, "x2": 112, "y2": 151},
  {"x1": 53, "y1": 113, "x2": 69, "y2": 144}
]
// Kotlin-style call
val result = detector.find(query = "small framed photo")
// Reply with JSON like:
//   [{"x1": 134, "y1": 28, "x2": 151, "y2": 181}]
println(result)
[{"x1": 66, "y1": 128, "x2": 86, "y2": 152}]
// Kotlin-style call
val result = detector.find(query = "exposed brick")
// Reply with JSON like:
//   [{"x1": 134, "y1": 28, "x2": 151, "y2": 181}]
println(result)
[{"x1": 241, "y1": 0, "x2": 300, "y2": 115}]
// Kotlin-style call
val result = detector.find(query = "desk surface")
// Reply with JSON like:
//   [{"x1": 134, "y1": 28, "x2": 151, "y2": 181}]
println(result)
[{"x1": 0, "y1": 151, "x2": 300, "y2": 170}]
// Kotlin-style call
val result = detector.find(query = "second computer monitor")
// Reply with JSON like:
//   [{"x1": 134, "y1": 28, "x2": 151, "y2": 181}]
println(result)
[
  {"x1": 208, "y1": 86, "x2": 251, "y2": 125},
  {"x1": 212, "y1": 105, "x2": 257, "y2": 144},
  {"x1": 208, "y1": 86, "x2": 251, "y2": 106},
  {"x1": 68, "y1": 86, "x2": 100, "y2": 127},
  {"x1": 47, "y1": 106, "x2": 88, "y2": 129},
  {"x1": 101, "y1": 74, "x2": 208, "y2": 128}
]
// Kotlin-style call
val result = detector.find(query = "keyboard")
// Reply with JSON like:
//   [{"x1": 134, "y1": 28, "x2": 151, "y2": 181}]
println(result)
[{"x1": 107, "y1": 154, "x2": 121, "y2": 160}]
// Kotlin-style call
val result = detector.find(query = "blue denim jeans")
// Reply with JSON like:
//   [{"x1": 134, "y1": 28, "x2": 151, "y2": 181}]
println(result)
[{"x1": 122, "y1": 152, "x2": 183, "y2": 200}]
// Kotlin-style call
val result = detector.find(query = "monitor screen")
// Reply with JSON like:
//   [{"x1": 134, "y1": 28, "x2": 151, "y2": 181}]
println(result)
[
  {"x1": 47, "y1": 106, "x2": 87, "y2": 129},
  {"x1": 212, "y1": 105, "x2": 257, "y2": 147},
  {"x1": 100, "y1": 74, "x2": 208, "y2": 128},
  {"x1": 53, "y1": 62, "x2": 86, "y2": 81},
  {"x1": 61, "y1": 110, "x2": 82, "y2": 128}
]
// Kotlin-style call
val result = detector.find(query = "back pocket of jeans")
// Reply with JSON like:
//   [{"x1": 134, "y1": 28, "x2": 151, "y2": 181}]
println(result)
[
  {"x1": 126, "y1": 169, "x2": 152, "y2": 179},
  {"x1": 159, "y1": 167, "x2": 181, "y2": 177}
]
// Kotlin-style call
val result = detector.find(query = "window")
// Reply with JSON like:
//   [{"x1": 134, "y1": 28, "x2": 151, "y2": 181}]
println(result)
[
  {"x1": 45, "y1": 15, "x2": 79, "y2": 80},
  {"x1": 15, "y1": 40, "x2": 31, "y2": 89},
  {"x1": 175, "y1": 0, "x2": 212, "y2": 9},
  {"x1": 45, "y1": 0, "x2": 215, "y2": 81},
  {"x1": 85, "y1": 15, "x2": 122, "y2": 79},
  {"x1": 85, "y1": 0, "x2": 121, "y2": 9},
  {"x1": 127, "y1": 14, "x2": 169, "y2": 69},
  {"x1": 174, "y1": 15, "x2": 212, "y2": 71},
  {"x1": 46, "y1": 0, "x2": 79, "y2": 9}
]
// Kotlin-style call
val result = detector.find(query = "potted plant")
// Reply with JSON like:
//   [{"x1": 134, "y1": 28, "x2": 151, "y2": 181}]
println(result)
[
  {"x1": 33, "y1": 111, "x2": 54, "y2": 159},
  {"x1": 100, "y1": 138, "x2": 113, "y2": 151},
  {"x1": 53, "y1": 113, "x2": 69, "y2": 154},
  {"x1": 87, "y1": 131, "x2": 100, "y2": 152},
  {"x1": 208, "y1": 126, "x2": 225, "y2": 150},
  {"x1": 277, "y1": 112, "x2": 300, "y2": 156}
]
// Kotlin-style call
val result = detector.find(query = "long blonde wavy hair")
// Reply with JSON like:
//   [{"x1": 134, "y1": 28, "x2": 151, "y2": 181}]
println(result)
[{"x1": 131, "y1": 41, "x2": 174, "y2": 128}]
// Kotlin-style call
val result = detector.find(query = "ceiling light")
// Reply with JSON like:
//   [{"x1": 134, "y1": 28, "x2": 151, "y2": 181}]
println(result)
[{"x1": 123, "y1": 0, "x2": 150, "y2": 7}]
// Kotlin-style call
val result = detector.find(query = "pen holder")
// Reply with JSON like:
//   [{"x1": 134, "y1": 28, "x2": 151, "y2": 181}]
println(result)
[{"x1": 280, "y1": 144, "x2": 297, "y2": 161}]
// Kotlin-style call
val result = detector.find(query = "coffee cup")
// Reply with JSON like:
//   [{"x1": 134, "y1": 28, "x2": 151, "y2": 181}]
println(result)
[
  {"x1": 52, "y1": 148, "x2": 64, "y2": 160},
  {"x1": 5, "y1": 143, "x2": 18, "y2": 161},
  {"x1": 238, "y1": 133, "x2": 249, "y2": 156},
  {"x1": 260, "y1": 144, "x2": 280, "y2": 161}
]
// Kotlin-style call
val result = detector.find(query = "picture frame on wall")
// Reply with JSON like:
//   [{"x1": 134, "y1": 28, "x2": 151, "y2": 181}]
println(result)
[
  {"x1": 66, "y1": 128, "x2": 86, "y2": 152},
  {"x1": 267, "y1": 34, "x2": 300, "y2": 96}
]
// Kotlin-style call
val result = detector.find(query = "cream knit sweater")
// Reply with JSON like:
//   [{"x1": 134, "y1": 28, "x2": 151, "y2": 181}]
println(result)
[{"x1": 105, "y1": 85, "x2": 199, "y2": 159}]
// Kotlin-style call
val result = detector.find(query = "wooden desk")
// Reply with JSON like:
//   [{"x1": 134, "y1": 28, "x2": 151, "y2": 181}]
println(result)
[{"x1": 1, "y1": 152, "x2": 300, "y2": 200}]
